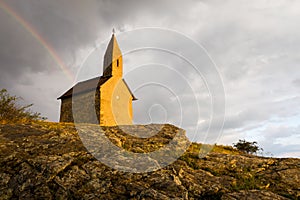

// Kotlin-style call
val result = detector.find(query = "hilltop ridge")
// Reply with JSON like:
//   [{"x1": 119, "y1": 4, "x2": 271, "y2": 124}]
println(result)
[{"x1": 0, "y1": 122, "x2": 299, "y2": 199}]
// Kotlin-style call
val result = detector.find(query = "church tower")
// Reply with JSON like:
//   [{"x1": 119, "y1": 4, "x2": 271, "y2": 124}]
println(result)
[
  {"x1": 99, "y1": 31, "x2": 136, "y2": 126},
  {"x1": 103, "y1": 32, "x2": 123, "y2": 78}
]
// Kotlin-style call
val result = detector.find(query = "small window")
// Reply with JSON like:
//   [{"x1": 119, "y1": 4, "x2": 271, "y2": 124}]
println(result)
[{"x1": 117, "y1": 59, "x2": 119, "y2": 67}]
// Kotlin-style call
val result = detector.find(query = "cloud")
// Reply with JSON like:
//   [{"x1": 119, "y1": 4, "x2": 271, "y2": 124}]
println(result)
[{"x1": 292, "y1": 79, "x2": 300, "y2": 88}]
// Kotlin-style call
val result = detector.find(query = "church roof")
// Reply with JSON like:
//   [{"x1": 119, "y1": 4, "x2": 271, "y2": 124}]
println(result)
[
  {"x1": 57, "y1": 76, "x2": 137, "y2": 100},
  {"x1": 57, "y1": 76, "x2": 110, "y2": 100},
  {"x1": 122, "y1": 79, "x2": 138, "y2": 101}
]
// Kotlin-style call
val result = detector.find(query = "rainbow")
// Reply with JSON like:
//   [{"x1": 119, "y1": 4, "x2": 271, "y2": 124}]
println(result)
[{"x1": 0, "y1": 0, "x2": 74, "y2": 82}]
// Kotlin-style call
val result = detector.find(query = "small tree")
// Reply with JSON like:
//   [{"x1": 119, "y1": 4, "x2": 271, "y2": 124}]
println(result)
[
  {"x1": 0, "y1": 89, "x2": 46, "y2": 123},
  {"x1": 233, "y1": 139, "x2": 263, "y2": 155}
]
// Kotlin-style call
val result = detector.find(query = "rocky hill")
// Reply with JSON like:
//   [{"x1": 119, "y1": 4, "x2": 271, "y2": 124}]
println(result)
[{"x1": 0, "y1": 122, "x2": 299, "y2": 199}]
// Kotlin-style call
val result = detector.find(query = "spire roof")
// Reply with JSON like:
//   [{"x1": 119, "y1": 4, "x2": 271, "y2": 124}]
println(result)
[{"x1": 103, "y1": 33, "x2": 122, "y2": 69}]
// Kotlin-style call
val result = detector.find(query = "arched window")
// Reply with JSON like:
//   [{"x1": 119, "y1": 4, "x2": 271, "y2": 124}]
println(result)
[{"x1": 117, "y1": 59, "x2": 119, "y2": 67}]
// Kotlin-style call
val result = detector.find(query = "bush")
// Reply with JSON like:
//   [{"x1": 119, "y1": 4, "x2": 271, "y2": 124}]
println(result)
[
  {"x1": 233, "y1": 139, "x2": 263, "y2": 155},
  {"x1": 0, "y1": 89, "x2": 46, "y2": 123}
]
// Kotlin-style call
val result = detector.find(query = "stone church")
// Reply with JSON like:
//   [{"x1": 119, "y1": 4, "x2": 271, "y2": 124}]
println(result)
[{"x1": 58, "y1": 33, "x2": 137, "y2": 126}]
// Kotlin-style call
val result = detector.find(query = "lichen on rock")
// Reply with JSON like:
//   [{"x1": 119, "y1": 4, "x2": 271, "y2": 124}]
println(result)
[{"x1": 0, "y1": 122, "x2": 299, "y2": 199}]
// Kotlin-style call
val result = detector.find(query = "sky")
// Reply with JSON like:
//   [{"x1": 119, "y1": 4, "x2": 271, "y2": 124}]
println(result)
[{"x1": 0, "y1": 0, "x2": 299, "y2": 158}]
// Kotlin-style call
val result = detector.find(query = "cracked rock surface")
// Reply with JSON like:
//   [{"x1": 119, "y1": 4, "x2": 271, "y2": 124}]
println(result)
[{"x1": 0, "y1": 122, "x2": 299, "y2": 199}]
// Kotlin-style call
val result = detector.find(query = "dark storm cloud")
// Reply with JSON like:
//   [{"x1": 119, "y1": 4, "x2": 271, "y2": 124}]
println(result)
[
  {"x1": 0, "y1": 9, "x2": 52, "y2": 80},
  {"x1": 0, "y1": 0, "x2": 198, "y2": 80}
]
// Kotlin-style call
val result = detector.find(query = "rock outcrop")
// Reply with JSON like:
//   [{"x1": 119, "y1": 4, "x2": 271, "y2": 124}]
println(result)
[{"x1": 0, "y1": 122, "x2": 299, "y2": 199}]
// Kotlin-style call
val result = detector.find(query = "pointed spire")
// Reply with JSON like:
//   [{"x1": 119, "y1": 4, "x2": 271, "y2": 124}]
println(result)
[
  {"x1": 103, "y1": 33, "x2": 122, "y2": 77},
  {"x1": 112, "y1": 28, "x2": 115, "y2": 34}
]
